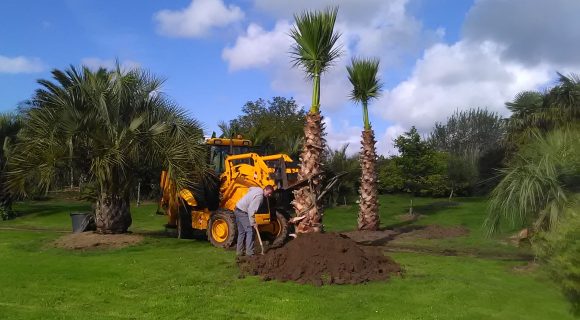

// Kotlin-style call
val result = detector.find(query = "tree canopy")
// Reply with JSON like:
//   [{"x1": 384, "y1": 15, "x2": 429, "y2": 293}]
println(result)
[
  {"x1": 221, "y1": 97, "x2": 306, "y2": 158},
  {"x1": 6, "y1": 65, "x2": 206, "y2": 232}
]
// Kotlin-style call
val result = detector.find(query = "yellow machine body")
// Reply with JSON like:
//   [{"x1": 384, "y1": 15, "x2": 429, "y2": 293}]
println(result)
[{"x1": 159, "y1": 137, "x2": 296, "y2": 247}]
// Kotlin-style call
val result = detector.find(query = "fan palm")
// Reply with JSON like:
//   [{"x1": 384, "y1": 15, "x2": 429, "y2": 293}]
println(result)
[
  {"x1": 0, "y1": 113, "x2": 22, "y2": 215},
  {"x1": 485, "y1": 128, "x2": 580, "y2": 235},
  {"x1": 7, "y1": 65, "x2": 206, "y2": 233},
  {"x1": 346, "y1": 57, "x2": 383, "y2": 230},
  {"x1": 289, "y1": 7, "x2": 342, "y2": 233},
  {"x1": 505, "y1": 72, "x2": 580, "y2": 146}
]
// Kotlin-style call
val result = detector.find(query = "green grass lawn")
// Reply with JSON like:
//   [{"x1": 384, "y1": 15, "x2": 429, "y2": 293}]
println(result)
[{"x1": 0, "y1": 195, "x2": 574, "y2": 319}]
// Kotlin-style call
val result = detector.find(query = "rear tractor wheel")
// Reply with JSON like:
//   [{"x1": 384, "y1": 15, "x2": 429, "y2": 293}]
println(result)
[
  {"x1": 261, "y1": 211, "x2": 289, "y2": 248},
  {"x1": 177, "y1": 203, "x2": 194, "y2": 239},
  {"x1": 208, "y1": 210, "x2": 236, "y2": 248}
]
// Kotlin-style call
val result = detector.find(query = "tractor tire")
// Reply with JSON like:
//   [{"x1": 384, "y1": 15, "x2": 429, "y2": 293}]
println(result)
[
  {"x1": 177, "y1": 203, "x2": 194, "y2": 239},
  {"x1": 269, "y1": 211, "x2": 290, "y2": 248},
  {"x1": 208, "y1": 210, "x2": 237, "y2": 248}
]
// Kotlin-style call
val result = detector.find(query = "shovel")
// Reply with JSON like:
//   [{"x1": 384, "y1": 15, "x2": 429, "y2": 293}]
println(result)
[{"x1": 253, "y1": 225, "x2": 265, "y2": 255}]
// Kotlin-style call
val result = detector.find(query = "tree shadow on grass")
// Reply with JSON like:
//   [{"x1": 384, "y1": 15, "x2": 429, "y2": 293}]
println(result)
[
  {"x1": 14, "y1": 202, "x2": 92, "y2": 219},
  {"x1": 411, "y1": 201, "x2": 460, "y2": 216}
]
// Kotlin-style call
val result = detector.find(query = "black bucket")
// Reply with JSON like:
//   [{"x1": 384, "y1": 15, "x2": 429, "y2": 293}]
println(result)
[{"x1": 70, "y1": 212, "x2": 95, "y2": 233}]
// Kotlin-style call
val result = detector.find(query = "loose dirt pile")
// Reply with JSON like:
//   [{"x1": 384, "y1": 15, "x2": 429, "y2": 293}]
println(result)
[
  {"x1": 238, "y1": 232, "x2": 401, "y2": 286},
  {"x1": 53, "y1": 232, "x2": 143, "y2": 250}
]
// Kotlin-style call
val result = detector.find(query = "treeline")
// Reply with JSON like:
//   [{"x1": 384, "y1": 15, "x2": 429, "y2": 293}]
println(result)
[{"x1": 379, "y1": 108, "x2": 505, "y2": 198}]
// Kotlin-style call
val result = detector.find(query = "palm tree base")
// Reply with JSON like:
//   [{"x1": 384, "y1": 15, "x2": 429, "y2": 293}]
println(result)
[
  {"x1": 358, "y1": 129, "x2": 380, "y2": 231},
  {"x1": 293, "y1": 112, "x2": 325, "y2": 233},
  {"x1": 95, "y1": 193, "x2": 132, "y2": 234}
]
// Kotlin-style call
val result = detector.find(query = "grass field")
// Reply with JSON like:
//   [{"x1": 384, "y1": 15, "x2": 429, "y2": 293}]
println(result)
[{"x1": 0, "y1": 195, "x2": 574, "y2": 319}]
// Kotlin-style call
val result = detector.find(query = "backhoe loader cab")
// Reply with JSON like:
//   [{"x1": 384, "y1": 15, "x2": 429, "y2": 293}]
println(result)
[{"x1": 159, "y1": 137, "x2": 298, "y2": 248}]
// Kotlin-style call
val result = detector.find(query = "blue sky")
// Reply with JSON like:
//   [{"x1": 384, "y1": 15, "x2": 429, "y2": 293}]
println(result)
[{"x1": 1, "y1": 0, "x2": 578, "y2": 155}]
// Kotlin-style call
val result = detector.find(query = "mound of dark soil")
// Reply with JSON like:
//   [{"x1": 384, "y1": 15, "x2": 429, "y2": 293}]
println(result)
[
  {"x1": 238, "y1": 232, "x2": 401, "y2": 286},
  {"x1": 53, "y1": 232, "x2": 143, "y2": 250}
]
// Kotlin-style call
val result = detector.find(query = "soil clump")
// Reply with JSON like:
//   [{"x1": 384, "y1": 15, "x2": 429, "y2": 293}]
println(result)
[
  {"x1": 238, "y1": 232, "x2": 401, "y2": 286},
  {"x1": 53, "y1": 232, "x2": 143, "y2": 250}
]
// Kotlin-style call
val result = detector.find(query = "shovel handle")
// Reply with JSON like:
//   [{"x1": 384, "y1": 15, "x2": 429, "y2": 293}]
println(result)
[{"x1": 253, "y1": 225, "x2": 265, "y2": 255}]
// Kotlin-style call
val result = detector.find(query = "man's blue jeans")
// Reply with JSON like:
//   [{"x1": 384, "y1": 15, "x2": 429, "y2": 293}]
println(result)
[{"x1": 234, "y1": 208, "x2": 254, "y2": 256}]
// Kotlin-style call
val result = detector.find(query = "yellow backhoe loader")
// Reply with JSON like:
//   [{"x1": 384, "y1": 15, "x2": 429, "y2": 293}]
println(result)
[{"x1": 159, "y1": 137, "x2": 298, "y2": 248}]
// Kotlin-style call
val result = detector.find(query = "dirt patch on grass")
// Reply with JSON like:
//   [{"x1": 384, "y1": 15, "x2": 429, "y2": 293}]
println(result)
[
  {"x1": 53, "y1": 232, "x2": 144, "y2": 250},
  {"x1": 238, "y1": 232, "x2": 401, "y2": 286},
  {"x1": 397, "y1": 213, "x2": 423, "y2": 222},
  {"x1": 396, "y1": 225, "x2": 469, "y2": 240},
  {"x1": 512, "y1": 261, "x2": 540, "y2": 273},
  {"x1": 342, "y1": 224, "x2": 470, "y2": 245}
]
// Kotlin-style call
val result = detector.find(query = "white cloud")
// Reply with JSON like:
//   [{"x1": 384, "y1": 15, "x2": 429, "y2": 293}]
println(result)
[
  {"x1": 464, "y1": 0, "x2": 580, "y2": 67},
  {"x1": 0, "y1": 55, "x2": 44, "y2": 74},
  {"x1": 374, "y1": 40, "x2": 553, "y2": 132},
  {"x1": 324, "y1": 116, "x2": 404, "y2": 157},
  {"x1": 222, "y1": 0, "x2": 435, "y2": 110},
  {"x1": 377, "y1": 124, "x2": 406, "y2": 156},
  {"x1": 324, "y1": 116, "x2": 362, "y2": 155},
  {"x1": 154, "y1": 0, "x2": 244, "y2": 38},
  {"x1": 222, "y1": 21, "x2": 292, "y2": 71},
  {"x1": 223, "y1": 0, "x2": 577, "y2": 154},
  {"x1": 81, "y1": 58, "x2": 141, "y2": 71},
  {"x1": 222, "y1": 19, "x2": 352, "y2": 110}
]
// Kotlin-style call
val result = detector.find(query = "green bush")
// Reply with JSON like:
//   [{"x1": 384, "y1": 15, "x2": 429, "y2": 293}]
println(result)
[
  {"x1": 0, "y1": 206, "x2": 17, "y2": 221},
  {"x1": 422, "y1": 174, "x2": 451, "y2": 197},
  {"x1": 378, "y1": 157, "x2": 404, "y2": 193},
  {"x1": 533, "y1": 212, "x2": 580, "y2": 316}
]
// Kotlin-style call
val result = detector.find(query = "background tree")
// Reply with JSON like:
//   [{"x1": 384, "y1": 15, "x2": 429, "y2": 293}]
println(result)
[
  {"x1": 377, "y1": 156, "x2": 404, "y2": 193},
  {"x1": 221, "y1": 97, "x2": 306, "y2": 158},
  {"x1": 430, "y1": 108, "x2": 505, "y2": 196},
  {"x1": 346, "y1": 57, "x2": 382, "y2": 230},
  {"x1": 505, "y1": 73, "x2": 580, "y2": 146},
  {"x1": 289, "y1": 7, "x2": 342, "y2": 233},
  {"x1": 7, "y1": 65, "x2": 206, "y2": 233},
  {"x1": 322, "y1": 145, "x2": 360, "y2": 207},
  {"x1": 394, "y1": 127, "x2": 436, "y2": 195},
  {"x1": 0, "y1": 113, "x2": 22, "y2": 220}
]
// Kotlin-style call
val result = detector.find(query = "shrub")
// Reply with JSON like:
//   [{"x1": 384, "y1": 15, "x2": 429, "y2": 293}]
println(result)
[
  {"x1": 533, "y1": 212, "x2": 580, "y2": 316},
  {"x1": 0, "y1": 206, "x2": 17, "y2": 221}
]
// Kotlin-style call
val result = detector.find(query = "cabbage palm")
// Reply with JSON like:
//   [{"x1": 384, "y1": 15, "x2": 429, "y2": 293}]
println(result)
[
  {"x1": 289, "y1": 7, "x2": 342, "y2": 233},
  {"x1": 7, "y1": 65, "x2": 206, "y2": 233},
  {"x1": 346, "y1": 57, "x2": 382, "y2": 230}
]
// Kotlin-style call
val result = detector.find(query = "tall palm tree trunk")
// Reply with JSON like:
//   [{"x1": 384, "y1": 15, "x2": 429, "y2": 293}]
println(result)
[
  {"x1": 292, "y1": 111, "x2": 325, "y2": 233},
  {"x1": 358, "y1": 129, "x2": 380, "y2": 230},
  {"x1": 95, "y1": 193, "x2": 132, "y2": 233}
]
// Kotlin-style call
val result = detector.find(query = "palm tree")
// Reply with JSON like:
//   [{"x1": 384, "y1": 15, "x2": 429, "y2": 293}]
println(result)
[
  {"x1": 323, "y1": 144, "x2": 360, "y2": 207},
  {"x1": 485, "y1": 128, "x2": 580, "y2": 235},
  {"x1": 289, "y1": 7, "x2": 342, "y2": 233},
  {"x1": 505, "y1": 73, "x2": 580, "y2": 146},
  {"x1": 346, "y1": 57, "x2": 382, "y2": 230},
  {"x1": 7, "y1": 65, "x2": 206, "y2": 233},
  {"x1": 0, "y1": 113, "x2": 22, "y2": 217}
]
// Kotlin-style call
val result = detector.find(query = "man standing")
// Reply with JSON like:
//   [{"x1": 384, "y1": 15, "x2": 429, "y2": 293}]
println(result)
[{"x1": 234, "y1": 185, "x2": 274, "y2": 256}]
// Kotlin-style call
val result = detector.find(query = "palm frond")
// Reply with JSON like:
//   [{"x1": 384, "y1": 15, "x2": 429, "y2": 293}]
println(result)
[
  {"x1": 485, "y1": 128, "x2": 580, "y2": 234},
  {"x1": 346, "y1": 57, "x2": 383, "y2": 103},
  {"x1": 289, "y1": 7, "x2": 342, "y2": 78},
  {"x1": 346, "y1": 57, "x2": 382, "y2": 130}
]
